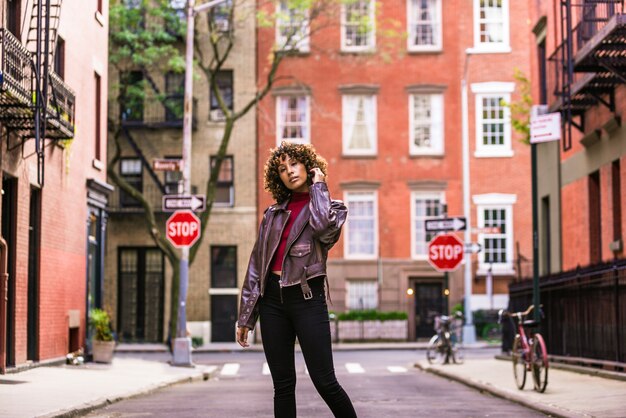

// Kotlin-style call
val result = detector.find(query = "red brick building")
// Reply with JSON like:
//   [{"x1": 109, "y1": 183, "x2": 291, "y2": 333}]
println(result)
[
  {"x1": 257, "y1": 0, "x2": 533, "y2": 339},
  {"x1": 0, "y1": 0, "x2": 111, "y2": 371}
]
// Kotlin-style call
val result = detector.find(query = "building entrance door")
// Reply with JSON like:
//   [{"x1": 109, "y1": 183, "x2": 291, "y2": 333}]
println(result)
[
  {"x1": 118, "y1": 248, "x2": 164, "y2": 342},
  {"x1": 210, "y1": 295, "x2": 237, "y2": 342},
  {"x1": 1, "y1": 177, "x2": 17, "y2": 367},
  {"x1": 413, "y1": 281, "x2": 443, "y2": 339}
]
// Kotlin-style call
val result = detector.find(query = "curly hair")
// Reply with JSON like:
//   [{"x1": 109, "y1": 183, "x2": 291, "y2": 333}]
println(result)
[{"x1": 264, "y1": 141, "x2": 328, "y2": 204}]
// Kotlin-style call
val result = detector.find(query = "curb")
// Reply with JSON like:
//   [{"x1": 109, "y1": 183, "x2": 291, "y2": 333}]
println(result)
[
  {"x1": 43, "y1": 365, "x2": 219, "y2": 418},
  {"x1": 414, "y1": 363, "x2": 585, "y2": 418}
]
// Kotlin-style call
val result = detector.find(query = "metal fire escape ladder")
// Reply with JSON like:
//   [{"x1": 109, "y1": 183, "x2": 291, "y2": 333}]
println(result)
[{"x1": 121, "y1": 127, "x2": 167, "y2": 194}]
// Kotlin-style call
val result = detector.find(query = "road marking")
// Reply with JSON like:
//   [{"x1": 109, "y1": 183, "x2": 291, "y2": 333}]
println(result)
[
  {"x1": 262, "y1": 362, "x2": 270, "y2": 375},
  {"x1": 387, "y1": 366, "x2": 407, "y2": 373},
  {"x1": 221, "y1": 363, "x2": 240, "y2": 376},
  {"x1": 345, "y1": 363, "x2": 365, "y2": 373}
]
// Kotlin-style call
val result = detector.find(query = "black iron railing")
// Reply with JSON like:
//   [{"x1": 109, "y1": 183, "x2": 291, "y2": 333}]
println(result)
[
  {"x1": 509, "y1": 259, "x2": 626, "y2": 363},
  {"x1": 0, "y1": 28, "x2": 33, "y2": 109},
  {"x1": 46, "y1": 71, "x2": 75, "y2": 139},
  {"x1": 120, "y1": 96, "x2": 197, "y2": 128}
]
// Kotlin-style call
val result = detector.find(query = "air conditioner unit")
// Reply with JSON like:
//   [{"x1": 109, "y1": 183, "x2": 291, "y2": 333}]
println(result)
[{"x1": 210, "y1": 109, "x2": 226, "y2": 122}]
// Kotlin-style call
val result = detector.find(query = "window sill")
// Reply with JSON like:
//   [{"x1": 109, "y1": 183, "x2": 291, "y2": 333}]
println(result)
[
  {"x1": 477, "y1": 266, "x2": 516, "y2": 277},
  {"x1": 407, "y1": 47, "x2": 442, "y2": 54},
  {"x1": 341, "y1": 153, "x2": 378, "y2": 159},
  {"x1": 467, "y1": 46, "x2": 512, "y2": 55},
  {"x1": 95, "y1": 11, "x2": 105, "y2": 27},
  {"x1": 474, "y1": 149, "x2": 514, "y2": 158},
  {"x1": 92, "y1": 159, "x2": 104, "y2": 171},
  {"x1": 409, "y1": 151, "x2": 445, "y2": 158},
  {"x1": 339, "y1": 48, "x2": 376, "y2": 55}
]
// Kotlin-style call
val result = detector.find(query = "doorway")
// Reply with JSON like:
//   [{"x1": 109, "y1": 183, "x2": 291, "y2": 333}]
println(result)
[
  {"x1": 1, "y1": 177, "x2": 17, "y2": 367},
  {"x1": 117, "y1": 248, "x2": 164, "y2": 342},
  {"x1": 412, "y1": 280, "x2": 443, "y2": 339},
  {"x1": 27, "y1": 188, "x2": 41, "y2": 361}
]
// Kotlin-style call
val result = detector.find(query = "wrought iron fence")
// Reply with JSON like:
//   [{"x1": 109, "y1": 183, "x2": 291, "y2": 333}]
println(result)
[{"x1": 509, "y1": 258, "x2": 626, "y2": 363}]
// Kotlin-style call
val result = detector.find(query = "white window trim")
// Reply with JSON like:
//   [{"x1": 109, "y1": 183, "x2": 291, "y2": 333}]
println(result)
[
  {"x1": 472, "y1": 0, "x2": 510, "y2": 53},
  {"x1": 275, "y1": 1, "x2": 310, "y2": 52},
  {"x1": 473, "y1": 193, "x2": 517, "y2": 276},
  {"x1": 342, "y1": 94, "x2": 378, "y2": 156},
  {"x1": 340, "y1": 0, "x2": 376, "y2": 52},
  {"x1": 408, "y1": 93, "x2": 444, "y2": 156},
  {"x1": 275, "y1": 95, "x2": 311, "y2": 146},
  {"x1": 472, "y1": 82, "x2": 515, "y2": 158},
  {"x1": 344, "y1": 191, "x2": 379, "y2": 260},
  {"x1": 406, "y1": 0, "x2": 443, "y2": 52},
  {"x1": 345, "y1": 279, "x2": 379, "y2": 310},
  {"x1": 411, "y1": 191, "x2": 446, "y2": 260}
]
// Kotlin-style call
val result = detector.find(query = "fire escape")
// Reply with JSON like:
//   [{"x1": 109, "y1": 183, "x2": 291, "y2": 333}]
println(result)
[
  {"x1": 549, "y1": 0, "x2": 626, "y2": 150},
  {"x1": 0, "y1": 0, "x2": 76, "y2": 185}
]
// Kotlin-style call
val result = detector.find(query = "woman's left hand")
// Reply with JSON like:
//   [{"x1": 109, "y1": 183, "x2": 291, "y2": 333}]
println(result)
[{"x1": 309, "y1": 167, "x2": 326, "y2": 184}]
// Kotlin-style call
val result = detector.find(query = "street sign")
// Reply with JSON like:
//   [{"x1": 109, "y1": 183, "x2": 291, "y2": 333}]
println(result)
[
  {"x1": 153, "y1": 158, "x2": 183, "y2": 171},
  {"x1": 530, "y1": 112, "x2": 561, "y2": 144},
  {"x1": 428, "y1": 234, "x2": 464, "y2": 272},
  {"x1": 464, "y1": 242, "x2": 482, "y2": 254},
  {"x1": 162, "y1": 194, "x2": 206, "y2": 212},
  {"x1": 166, "y1": 210, "x2": 201, "y2": 248},
  {"x1": 425, "y1": 217, "x2": 467, "y2": 232}
]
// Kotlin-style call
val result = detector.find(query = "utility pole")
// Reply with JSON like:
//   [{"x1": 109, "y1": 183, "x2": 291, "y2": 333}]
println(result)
[{"x1": 172, "y1": 0, "x2": 229, "y2": 367}]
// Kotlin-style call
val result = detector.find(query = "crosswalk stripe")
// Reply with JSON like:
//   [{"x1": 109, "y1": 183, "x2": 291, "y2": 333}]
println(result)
[
  {"x1": 387, "y1": 366, "x2": 407, "y2": 373},
  {"x1": 262, "y1": 362, "x2": 270, "y2": 375},
  {"x1": 221, "y1": 363, "x2": 240, "y2": 376},
  {"x1": 345, "y1": 363, "x2": 365, "y2": 373}
]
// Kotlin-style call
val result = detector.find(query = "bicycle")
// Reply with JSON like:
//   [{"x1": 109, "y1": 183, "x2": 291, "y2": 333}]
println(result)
[
  {"x1": 498, "y1": 305, "x2": 549, "y2": 393},
  {"x1": 426, "y1": 312, "x2": 464, "y2": 365}
]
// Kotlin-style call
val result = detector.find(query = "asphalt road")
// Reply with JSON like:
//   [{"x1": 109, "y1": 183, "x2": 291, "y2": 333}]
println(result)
[{"x1": 85, "y1": 349, "x2": 546, "y2": 418}]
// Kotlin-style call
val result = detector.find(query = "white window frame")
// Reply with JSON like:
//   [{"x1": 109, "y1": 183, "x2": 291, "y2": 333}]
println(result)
[
  {"x1": 470, "y1": 0, "x2": 511, "y2": 54},
  {"x1": 471, "y1": 82, "x2": 514, "y2": 158},
  {"x1": 275, "y1": 95, "x2": 310, "y2": 145},
  {"x1": 411, "y1": 191, "x2": 446, "y2": 260},
  {"x1": 473, "y1": 193, "x2": 516, "y2": 276},
  {"x1": 408, "y1": 93, "x2": 444, "y2": 156},
  {"x1": 341, "y1": 0, "x2": 376, "y2": 52},
  {"x1": 344, "y1": 191, "x2": 378, "y2": 260},
  {"x1": 342, "y1": 94, "x2": 377, "y2": 156},
  {"x1": 407, "y1": 0, "x2": 442, "y2": 52},
  {"x1": 275, "y1": 0, "x2": 310, "y2": 52},
  {"x1": 346, "y1": 279, "x2": 379, "y2": 310}
]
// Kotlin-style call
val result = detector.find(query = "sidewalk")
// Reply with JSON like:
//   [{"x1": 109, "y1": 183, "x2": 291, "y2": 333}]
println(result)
[
  {"x1": 416, "y1": 357, "x2": 626, "y2": 418},
  {"x1": 0, "y1": 357, "x2": 216, "y2": 418}
]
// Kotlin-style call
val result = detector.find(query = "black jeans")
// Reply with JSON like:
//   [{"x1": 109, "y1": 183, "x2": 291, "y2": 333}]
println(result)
[{"x1": 259, "y1": 273, "x2": 357, "y2": 418}]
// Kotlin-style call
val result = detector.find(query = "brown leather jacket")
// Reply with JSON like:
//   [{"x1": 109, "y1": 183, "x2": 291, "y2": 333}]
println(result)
[{"x1": 237, "y1": 182, "x2": 347, "y2": 329}]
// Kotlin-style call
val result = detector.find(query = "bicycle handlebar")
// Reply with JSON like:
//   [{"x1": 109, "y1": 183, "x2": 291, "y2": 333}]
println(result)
[{"x1": 498, "y1": 304, "x2": 542, "y2": 322}]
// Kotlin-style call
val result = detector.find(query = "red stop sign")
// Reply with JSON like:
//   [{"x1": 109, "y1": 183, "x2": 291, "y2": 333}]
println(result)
[
  {"x1": 428, "y1": 234, "x2": 464, "y2": 272},
  {"x1": 166, "y1": 210, "x2": 201, "y2": 248}
]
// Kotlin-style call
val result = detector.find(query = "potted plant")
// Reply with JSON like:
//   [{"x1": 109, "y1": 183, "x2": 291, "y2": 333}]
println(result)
[{"x1": 90, "y1": 308, "x2": 115, "y2": 363}]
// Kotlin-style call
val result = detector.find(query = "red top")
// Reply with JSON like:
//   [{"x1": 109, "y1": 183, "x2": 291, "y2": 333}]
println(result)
[{"x1": 270, "y1": 192, "x2": 311, "y2": 272}]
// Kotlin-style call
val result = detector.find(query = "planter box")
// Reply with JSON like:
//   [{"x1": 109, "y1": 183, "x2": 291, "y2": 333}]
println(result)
[
  {"x1": 336, "y1": 320, "x2": 407, "y2": 342},
  {"x1": 92, "y1": 340, "x2": 115, "y2": 363}
]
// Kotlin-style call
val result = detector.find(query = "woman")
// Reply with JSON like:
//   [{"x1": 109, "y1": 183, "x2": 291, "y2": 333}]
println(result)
[{"x1": 236, "y1": 142, "x2": 357, "y2": 418}]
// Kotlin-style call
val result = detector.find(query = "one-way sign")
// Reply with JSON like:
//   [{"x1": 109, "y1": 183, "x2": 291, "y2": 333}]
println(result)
[
  {"x1": 425, "y1": 217, "x2": 467, "y2": 232},
  {"x1": 162, "y1": 195, "x2": 206, "y2": 212}
]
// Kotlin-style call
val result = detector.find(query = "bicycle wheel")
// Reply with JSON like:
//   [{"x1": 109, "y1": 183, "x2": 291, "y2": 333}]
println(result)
[
  {"x1": 531, "y1": 333, "x2": 549, "y2": 393},
  {"x1": 426, "y1": 334, "x2": 446, "y2": 364},
  {"x1": 452, "y1": 342, "x2": 464, "y2": 364},
  {"x1": 512, "y1": 335, "x2": 526, "y2": 390}
]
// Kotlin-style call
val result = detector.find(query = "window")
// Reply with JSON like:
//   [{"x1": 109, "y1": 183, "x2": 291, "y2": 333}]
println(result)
[
  {"x1": 347, "y1": 279, "x2": 378, "y2": 310},
  {"x1": 409, "y1": 94, "x2": 444, "y2": 155},
  {"x1": 54, "y1": 37, "x2": 65, "y2": 79},
  {"x1": 211, "y1": 246, "x2": 237, "y2": 288},
  {"x1": 411, "y1": 192, "x2": 444, "y2": 258},
  {"x1": 473, "y1": 0, "x2": 510, "y2": 52},
  {"x1": 208, "y1": 0, "x2": 233, "y2": 32},
  {"x1": 120, "y1": 71, "x2": 144, "y2": 122},
  {"x1": 472, "y1": 82, "x2": 514, "y2": 157},
  {"x1": 612, "y1": 160, "x2": 622, "y2": 247},
  {"x1": 474, "y1": 193, "x2": 516, "y2": 275},
  {"x1": 120, "y1": 158, "x2": 143, "y2": 207},
  {"x1": 276, "y1": 96, "x2": 310, "y2": 145},
  {"x1": 210, "y1": 70, "x2": 234, "y2": 121},
  {"x1": 8, "y1": 0, "x2": 21, "y2": 36},
  {"x1": 164, "y1": 72, "x2": 184, "y2": 122},
  {"x1": 163, "y1": 155, "x2": 182, "y2": 195},
  {"x1": 97, "y1": 0, "x2": 103, "y2": 14},
  {"x1": 345, "y1": 191, "x2": 377, "y2": 259},
  {"x1": 341, "y1": 0, "x2": 375, "y2": 52},
  {"x1": 95, "y1": 73, "x2": 102, "y2": 161},
  {"x1": 342, "y1": 95, "x2": 377, "y2": 156},
  {"x1": 210, "y1": 155, "x2": 234, "y2": 206},
  {"x1": 407, "y1": 0, "x2": 442, "y2": 51},
  {"x1": 589, "y1": 171, "x2": 602, "y2": 264},
  {"x1": 276, "y1": 0, "x2": 309, "y2": 51}
]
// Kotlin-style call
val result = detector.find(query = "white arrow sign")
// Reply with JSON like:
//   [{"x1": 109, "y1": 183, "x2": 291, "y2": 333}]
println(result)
[
  {"x1": 424, "y1": 217, "x2": 467, "y2": 232},
  {"x1": 162, "y1": 195, "x2": 206, "y2": 212},
  {"x1": 464, "y1": 242, "x2": 482, "y2": 254}
]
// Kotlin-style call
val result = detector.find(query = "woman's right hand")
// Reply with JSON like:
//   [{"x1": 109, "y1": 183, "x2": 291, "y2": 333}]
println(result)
[{"x1": 236, "y1": 326, "x2": 251, "y2": 348}]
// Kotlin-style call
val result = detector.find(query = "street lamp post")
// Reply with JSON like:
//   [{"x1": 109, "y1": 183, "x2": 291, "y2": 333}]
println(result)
[
  {"x1": 172, "y1": 0, "x2": 229, "y2": 367},
  {"x1": 461, "y1": 50, "x2": 476, "y2": 344}
]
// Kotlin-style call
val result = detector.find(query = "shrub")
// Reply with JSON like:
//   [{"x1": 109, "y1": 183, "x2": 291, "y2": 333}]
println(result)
[
  {"x1": 337, "y1": 310, "x2": 407, "y2": 321},
  {"x1": 89, "y1": 308, "x2": 114, "y2": 342}
]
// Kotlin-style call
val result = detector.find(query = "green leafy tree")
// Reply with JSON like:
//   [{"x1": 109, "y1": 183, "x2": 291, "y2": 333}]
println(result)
[
  {"x1": 108, "y1": 0, "x2": 403, "y2": 343},
  {"x1": 506, "y1": 68, "x2": 533, "y2": 145}
]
